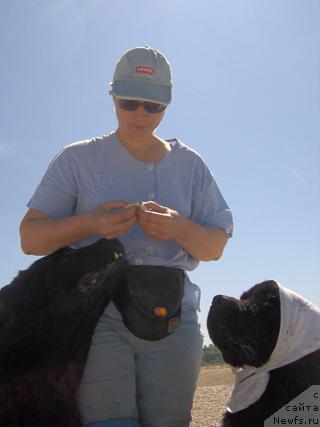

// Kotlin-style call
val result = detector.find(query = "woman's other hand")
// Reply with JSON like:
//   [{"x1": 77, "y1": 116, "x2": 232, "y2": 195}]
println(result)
[
  {"x1": 136, "y1": 201, "x2": 187, "y2": 242},
  {"x1": 136, "y1": 200, "x2": 228, "y2": 261}
]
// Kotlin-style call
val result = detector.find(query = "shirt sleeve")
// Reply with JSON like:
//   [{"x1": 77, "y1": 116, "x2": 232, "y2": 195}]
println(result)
[
  {"x1": 27, "y1": 147, "x2": 78, "y2": 219},
  {"x1": 190, "y1": 161, "x2": 233, "y2": 237}
]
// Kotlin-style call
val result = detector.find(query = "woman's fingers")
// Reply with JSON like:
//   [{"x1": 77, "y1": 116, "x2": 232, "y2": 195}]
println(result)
[
  {"x1": 88, "y1": 201, "x2": 137, "y2": 237},
  {"x1": 137, "y1": 209, "x2": 164, "y2": 226},
  {"x1": 137, "y1": 204, "x2": 187, "y2": 241},
  {"x1": 136, "y1": 209, "x2": 172, "y2": 240}
]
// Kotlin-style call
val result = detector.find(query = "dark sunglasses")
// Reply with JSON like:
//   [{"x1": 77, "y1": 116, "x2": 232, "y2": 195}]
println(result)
[{"x1": 116, "y1": 98, "x2": 167, "y2": 114}]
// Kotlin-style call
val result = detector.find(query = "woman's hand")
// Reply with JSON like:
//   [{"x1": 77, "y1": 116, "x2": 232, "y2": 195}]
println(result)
[
  {"x1": 86, "y1": 200, "x2": 137, "y2": 239},
  {"x1": 20, "y1": 200, "x2": 137, "y2": 256},
  {"x1": 136, "y1": 200, "x2": 228, "y2": 261},
  {"x1": 136, "y1": 201, "x2": 187, "y2": 242}
]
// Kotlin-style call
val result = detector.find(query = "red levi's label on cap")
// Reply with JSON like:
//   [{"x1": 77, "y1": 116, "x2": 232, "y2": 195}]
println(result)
[{"x1": 136, "y1": 66, "x2": 154, "y2": 75}]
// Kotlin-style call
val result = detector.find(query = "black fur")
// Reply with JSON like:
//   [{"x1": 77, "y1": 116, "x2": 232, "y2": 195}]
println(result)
[
  {"x1": 0, "y1": 238, "x2": 128, "y2": 427},
  {"x1": 207, "y1": 280, "x2": 320, "y2": 427}
]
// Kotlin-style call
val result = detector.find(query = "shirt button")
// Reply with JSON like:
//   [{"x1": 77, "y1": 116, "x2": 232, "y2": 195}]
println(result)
[
  {"x1": 146, "y1": 246, "x2": 154, "y2": 255},
  {"x1": 147, "y1": 163, "x2": 154, "y2": 171},
  {"x1": 135, "y1": 258, "x2": 143, "y2": 265},
  {"x1": 148, "y1": 192, "x2": 155, "y2": 199}
]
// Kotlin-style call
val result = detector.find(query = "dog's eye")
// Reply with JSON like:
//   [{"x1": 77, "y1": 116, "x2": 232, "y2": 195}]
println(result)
[{"x1": 78, "y1": 272, "x2": 100, "y2": 293}]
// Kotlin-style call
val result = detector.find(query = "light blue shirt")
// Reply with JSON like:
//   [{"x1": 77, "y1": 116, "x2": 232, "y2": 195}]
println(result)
[{"x1": 28, "y1": 132, "x2": 233, "y2": 310}]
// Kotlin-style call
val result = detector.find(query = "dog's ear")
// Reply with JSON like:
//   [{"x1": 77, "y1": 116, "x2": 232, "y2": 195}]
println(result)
[{"x1": 238, "y1": 343, "x2": 258, "y2": 366}]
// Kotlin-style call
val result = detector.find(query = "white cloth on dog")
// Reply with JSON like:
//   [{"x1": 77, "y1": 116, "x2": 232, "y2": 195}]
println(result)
[{"x1": 227, "y1": 282, "x2": 320, "y2": 413}]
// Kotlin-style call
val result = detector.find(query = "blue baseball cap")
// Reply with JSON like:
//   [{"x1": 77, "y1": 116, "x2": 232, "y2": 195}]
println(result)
[{"x1": 110, "y1": 46, "x2": 172, "y2": 105}]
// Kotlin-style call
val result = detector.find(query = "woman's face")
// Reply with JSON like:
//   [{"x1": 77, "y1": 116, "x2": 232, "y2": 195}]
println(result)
[{"x1": 113, "y1": 97, "x2": 166, "y2": 139}]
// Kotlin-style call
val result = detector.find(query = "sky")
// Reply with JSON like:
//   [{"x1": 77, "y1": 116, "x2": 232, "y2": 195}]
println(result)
[{"x1": 1, "y1": 0, "x2": 319, "y2": 345}]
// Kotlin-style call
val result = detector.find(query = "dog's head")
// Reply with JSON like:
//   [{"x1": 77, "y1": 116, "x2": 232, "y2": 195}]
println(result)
[
  {"x1": 1, "y1": 238, "x2": 128, "y2": 363},
  {"x1": 207, "y1": 280, "x2": 280, "y2": 368},
  {"x1": 14, "y1": 238, "x2": 127, "y2": 308},
  {"x1": 45, "y1": 238, "x2": 127, "y2": 307}
]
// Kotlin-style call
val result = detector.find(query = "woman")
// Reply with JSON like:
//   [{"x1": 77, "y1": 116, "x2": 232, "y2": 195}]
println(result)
[{"x1": 20, "y1": 46, "x2": 233, "y2": 427}]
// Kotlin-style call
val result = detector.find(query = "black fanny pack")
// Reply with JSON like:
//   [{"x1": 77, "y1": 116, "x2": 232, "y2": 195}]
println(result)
[{"x1": 112, "y1": 265, "x2": 185, "y2": 341}]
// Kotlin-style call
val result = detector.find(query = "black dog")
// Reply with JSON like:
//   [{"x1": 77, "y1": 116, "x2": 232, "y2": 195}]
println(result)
[
  {"x1": 207, "y1": 280, "x2": 320, "y2": 427},
  {"x1": 0, "y1": 238, "x2": 128, "y2": 427}
]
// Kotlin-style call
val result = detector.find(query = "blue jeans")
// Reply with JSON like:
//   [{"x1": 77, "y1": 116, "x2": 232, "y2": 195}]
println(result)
[{"x1": 78, "y1": 303, "x2": 203, "y2": 427}]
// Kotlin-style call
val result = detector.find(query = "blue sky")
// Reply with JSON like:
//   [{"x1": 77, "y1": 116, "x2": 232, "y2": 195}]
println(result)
[{"x1": 1, "y1": 0, "x2": 319, "y2": 344}]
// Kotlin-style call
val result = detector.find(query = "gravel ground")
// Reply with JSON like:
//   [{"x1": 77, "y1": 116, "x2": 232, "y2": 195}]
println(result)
[{"x1": 190, "y1": 365, "x2": 234, "y2": 427}]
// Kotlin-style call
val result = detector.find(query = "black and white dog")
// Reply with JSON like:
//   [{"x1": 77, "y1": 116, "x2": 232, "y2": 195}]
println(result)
[{"x1": 207, "y1": 280, "x2": 320, "y2": 427}]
